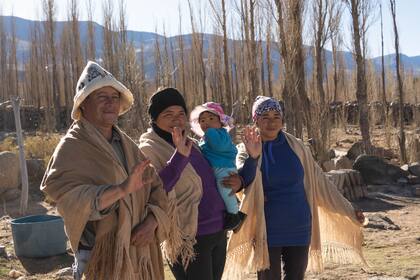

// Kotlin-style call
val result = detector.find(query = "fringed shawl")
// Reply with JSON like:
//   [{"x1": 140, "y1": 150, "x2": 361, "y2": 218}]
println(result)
[
  {"x1": 139, "y1": 129, "x2": 203, "y2": 268},
  {"x1": 223, "y1": 131, "x2": 366, "y2": 279},
  {"x1": 41, "y1": 118, "x2": 170, "y2": 280}
]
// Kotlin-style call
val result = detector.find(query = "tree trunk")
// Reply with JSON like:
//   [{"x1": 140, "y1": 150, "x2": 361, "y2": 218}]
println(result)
[
  {"x1": 389, "y1": 0, "x2": 407, "y2": 163},
  {"x1": 348, "y1": 0, "x2": 372, "y2": 153}
]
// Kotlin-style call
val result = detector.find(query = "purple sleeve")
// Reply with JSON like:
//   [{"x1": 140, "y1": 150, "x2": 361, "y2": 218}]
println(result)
[
  {"x1": 238, "y1": 156, "x2": 259, "y2": 187},
  {"x1": 158, "y1": 151, "x2": 189, "y2": 192}
]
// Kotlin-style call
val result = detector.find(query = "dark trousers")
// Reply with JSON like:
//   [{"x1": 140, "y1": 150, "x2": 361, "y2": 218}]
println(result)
[
  {"x1": 257, "y1": 245, "x2": 309, "y2": 280},
  {"x1": 169, "y1": 230, "x2": 227, "y2": 280}
]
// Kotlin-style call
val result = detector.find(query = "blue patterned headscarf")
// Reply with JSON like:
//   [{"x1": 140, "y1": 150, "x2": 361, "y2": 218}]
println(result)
[{"x1": 252, "y1": 96, "x2": 283, "y2": 121}]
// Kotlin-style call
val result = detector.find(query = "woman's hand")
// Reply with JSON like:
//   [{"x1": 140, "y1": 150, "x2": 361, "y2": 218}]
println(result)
[
  {"x1": 242, "y1": 126, "x2": 261, "y2": 159},
  {"x1": 131, "y1": 214, "x2": 158, "y2": 246},
  {"x1": 222, "y1": 172, "x2": 243, "y2": 195},
  {"x1": 172, "y1": 126, "x2": 193, "y2": 157}
]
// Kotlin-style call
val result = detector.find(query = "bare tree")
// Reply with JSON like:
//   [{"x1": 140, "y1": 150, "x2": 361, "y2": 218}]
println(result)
[
  {"x1": 379, "y1": 3, "x2": 386, "y2": 111},
  {"x1": 68, "y1": 0, "x2": 83, "y2": 76},
  {"x1": 273, "y1": 0, "x2": 308, "y2": 139},
  {"x1": 7, "y1": 16, "x2": 19, "y2": 99},
  {"x1": 239, "y1": 0, "x2": 260, "y2": 110},
  {"x1": 102, "y1": 0, "x2": 117, "y2": 75},
  {"x1": 43, "y1": 0, "x2": 61, "y2": 131},
  {"x1": 328, "y1": 1, "x2": 343, "y2": 103},
  {"x1": 187, "y1": 0, "x2": 208, "y2": 103},
  {"x1": 389, "y1": 0, "x2": 407, "y2": 163},
  {"x1": 345, "y1": 0, "x2": 372, "y2": 153},
  {"x1": 265, "y1": 18, "x2": 274, "y2": 97},
  {"x1": 86, "y1": 0, "x2": 96, "y2": 60},
  {"x1": 177, "y1": 5, "x2": 187, "y2": 95},
  {"x1": 311, "y1": 0, "x2": 334, "y2": 161},
  {"x1": 0, "y1": 14, "x2": 7, "y2": 101},
  {"x1": 153, "y1": 33, "x2": 163, "y2": 88},
  {"x1": 208, "y1": 0, "x2": 233, "y2": 112}
]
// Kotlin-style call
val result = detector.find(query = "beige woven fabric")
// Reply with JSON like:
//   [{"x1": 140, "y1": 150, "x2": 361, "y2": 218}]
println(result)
[
  {"x1": 41, "y1": 118, "x2": 169, "y2": 280},
  {"x1": 139, "y1": 129, "x2": 203, "y2": 268},
  {"x1": 223, "y1": 131, "x2": 366, "y2": 279}
]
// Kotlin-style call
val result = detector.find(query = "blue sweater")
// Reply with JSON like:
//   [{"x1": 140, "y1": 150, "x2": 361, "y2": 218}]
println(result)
[
  {"x1": 199, "y1": 128, "x2": 237, "y2": 168},
  {"x1": 249, "y1": 131, "x2": 312, "y2": 247}
]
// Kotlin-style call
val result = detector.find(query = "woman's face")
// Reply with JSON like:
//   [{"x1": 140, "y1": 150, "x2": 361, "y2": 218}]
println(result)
[
  {"x1": 255, "y1": 110, "x2": 283, "y2": 141},
  {"x1": 155, "y1": 105, "x2": 187, "y2": 133}
]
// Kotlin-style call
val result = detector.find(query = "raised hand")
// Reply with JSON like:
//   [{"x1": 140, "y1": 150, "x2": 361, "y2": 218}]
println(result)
[
  {"x1": 172, "y1": 126, "x2": 193, "y2": 157},
  {"x1": 119, "y1": 159, "x2": 153, "y2": 196},
  {"x1": 241, "y1": 126, "x2": 262, "y2": 159}
]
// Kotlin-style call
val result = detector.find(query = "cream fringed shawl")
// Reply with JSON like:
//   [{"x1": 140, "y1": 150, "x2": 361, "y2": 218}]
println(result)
[
  {"x1": 139, "y1": 129, "x2": 203, "y2": 268},
  {"x1": 40, "y1": 118, "x2": 170, "y2": 280},
  {"x1": 223, "y1": 131, "x2": 366, "y2": 279}
]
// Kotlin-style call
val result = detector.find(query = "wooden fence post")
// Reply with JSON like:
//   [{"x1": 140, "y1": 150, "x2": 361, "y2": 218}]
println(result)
[{"x1": 11, "y1": 97, "x2": 29, "y2": 215}]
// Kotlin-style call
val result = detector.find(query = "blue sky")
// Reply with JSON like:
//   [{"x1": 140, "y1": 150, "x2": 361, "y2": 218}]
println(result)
[{"x1": 1, "y1": 0, "x2": 419, "y2": 57}]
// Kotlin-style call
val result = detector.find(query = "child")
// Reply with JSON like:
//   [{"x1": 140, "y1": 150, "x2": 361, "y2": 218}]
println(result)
[{"x1": 190, "y1": 102, "x2": 246, "y2": 231}]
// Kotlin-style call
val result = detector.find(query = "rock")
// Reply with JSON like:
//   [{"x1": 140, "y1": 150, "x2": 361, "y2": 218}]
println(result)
[
  {"x1": 16, "y1": 277, "x2": 27, "y2": 280},
  {"x1": 8, "y1": 269, "x2": 25, "y2": 278},
  {"x1": 346, "y1": 141, "x2": 364, "y2": 160},
  {"x1": 26, "y1": 158, "x2": 45, "y2": 185},
  {"x1": 408, "y1": 162, "x2": 420, "y2": 177},
  {"x1": 353, "y1": 155, "x2": 410, "y2": 185},
  {"x1": 347, "y1": 141, "x2": 395, "y2": 161},
  {"x1": 322, "y1": 160, "x2": 336, "y2": 172},
  {"x1": 0, "y1": 151, "x2": 20, "y2": 194},
  {"x1": 366, "y1": 214, "x2": 400, "y2": 230},
  {"x1": 334, "y1": 155, "x2": 353, "y2": 170}
]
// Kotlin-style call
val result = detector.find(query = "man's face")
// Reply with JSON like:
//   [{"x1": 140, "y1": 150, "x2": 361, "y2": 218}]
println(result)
[
  {"x1": 81, "y1": 86, "x2": 121, "y2": 128},
  {"x1": 155, "y1": 105, "x2": 187, "y2": 133}
]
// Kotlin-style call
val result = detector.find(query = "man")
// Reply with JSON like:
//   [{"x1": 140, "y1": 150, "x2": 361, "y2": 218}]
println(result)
[{"x1": 41, "y1": 61, "x2": 169, "y2": 280}]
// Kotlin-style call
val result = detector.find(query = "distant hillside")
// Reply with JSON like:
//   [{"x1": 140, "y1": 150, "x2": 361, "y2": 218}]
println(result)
[{"x1": 2, "y1": 15, "x2": 420, "y2": 77}]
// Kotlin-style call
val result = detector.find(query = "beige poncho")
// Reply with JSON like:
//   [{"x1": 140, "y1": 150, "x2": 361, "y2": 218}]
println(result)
[
  {"x1": 41, "y1": 118, "x2": 170, "y2": 280},
  {"x1": 139, "y1": 129, "x2": 203, "y2": 268},
  {"x1": 223, "y1": 131, "x2": 366, "y2": 279}
]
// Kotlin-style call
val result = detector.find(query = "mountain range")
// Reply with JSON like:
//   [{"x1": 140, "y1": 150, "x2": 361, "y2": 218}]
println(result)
[{"x1": 2, "y1": 15, "x2": 420, "y2": 77}]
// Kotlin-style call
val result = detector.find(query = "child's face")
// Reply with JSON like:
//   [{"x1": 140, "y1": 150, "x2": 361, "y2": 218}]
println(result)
[{"x1": 199, "y1": 111, "x2": 222, "y2": 132}]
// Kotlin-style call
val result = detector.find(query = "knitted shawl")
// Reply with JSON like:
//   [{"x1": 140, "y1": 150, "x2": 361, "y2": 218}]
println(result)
[
  {"x1": 41, "y1": 118, "x2": 170, "y2": 280},
  {"x1": 139, "y1": 129, "x2": 203, "y2": 268},
  {"x1": 223, "y1": 131, "x2": 366, "y2": 279}
]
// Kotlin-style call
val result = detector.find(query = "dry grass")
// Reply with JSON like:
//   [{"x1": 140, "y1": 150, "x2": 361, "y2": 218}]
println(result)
[{"x1": 0, "y1": 133, "x2": 62, "y2": 166}]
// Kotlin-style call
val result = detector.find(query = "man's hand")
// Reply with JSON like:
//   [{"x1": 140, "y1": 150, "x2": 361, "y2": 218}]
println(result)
[
  {"x1": 172, "y1": 127, "x2": 193, "y2": 157},
  {"x1": 222, "y1": 172, "x2": 243, "y2": 195},
  {"x1": 98, "y1": 158, "x2": 153, "y2": 211},
  {"x1": 242, "y1": 126, "x2": 261, "y2": 159},
  {"x1": 119, "y1": 159, "x2": 153, "y2": 196},
  {"x1": 131, "y1": 214, "x2": 158, "y2": 247}
]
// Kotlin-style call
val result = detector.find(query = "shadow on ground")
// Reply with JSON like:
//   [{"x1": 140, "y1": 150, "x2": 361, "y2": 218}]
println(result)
[{"x1": 18, "y1": 252, "x2": 73, "y2": 274}]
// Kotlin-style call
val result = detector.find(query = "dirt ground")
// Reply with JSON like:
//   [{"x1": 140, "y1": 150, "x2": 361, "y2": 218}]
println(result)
[{"x1": 0, "y1": 125, "x2": 419, "y2": 280}]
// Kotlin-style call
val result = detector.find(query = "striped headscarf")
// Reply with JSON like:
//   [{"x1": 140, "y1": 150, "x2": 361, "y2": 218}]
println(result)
[{"x1": 252, "y1": 96, "x2": 283, "y2": 121}]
